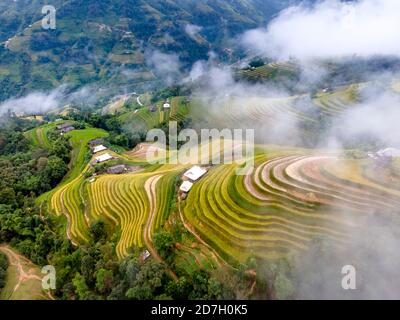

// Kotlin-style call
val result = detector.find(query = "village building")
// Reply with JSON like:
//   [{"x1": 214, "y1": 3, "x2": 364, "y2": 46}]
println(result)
[
  {"x1": 140, "y1": 250, "x2": 151, "y2": 262},
  {"x1": 95, "y1": 153, "x2": 113, "y2": 163},
  {"x1": 89, "y1": 138, "x2": 105, "y2": 148},
  {"x1": 163, "y1": 100, "x2": 171, "y2": 109},
  {"x1": 57, "y1": 123, "x2": 75, "y2": 134},
  {"x1": 61, "y1": 126, "x2": 75, "y2": 134},
  {"x1": 183, "y1": 166, "x2": 207, "y2": 182},
  {"x1": 107, "y1": 164, "x2": 127, "y2": 174},
  {"x1": 57, "y1": 123, "x2": 71, "y2": 130},
  {"x1": 92, "y1": 145, "x2": 107, "y2": 154},
  {"x1": 179, "y1": 181, "x2": 193, "y2": 193}
]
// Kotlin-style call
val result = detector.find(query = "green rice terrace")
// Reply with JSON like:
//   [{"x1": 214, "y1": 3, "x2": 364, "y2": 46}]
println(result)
[{"x1": 28, "y1": 84, "x2": 400, "y2": 271}]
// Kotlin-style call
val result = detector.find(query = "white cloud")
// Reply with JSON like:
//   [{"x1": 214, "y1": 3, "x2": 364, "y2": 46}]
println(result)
[
  {"x1": 330, "y1": 91, "x2": 400, "y2": 147},
  {"x1": 184, "y1": 24, "x2": 203, "y2": 40},
  {"x1": 241, "y1": 0, "x2": 400, "y2": 60},
  {"x1": 0, "y1": 89, "x2": 63, "y2": 116},
  {"x1": 146, "y1": 50, "x2": 182, "y2": 85}
]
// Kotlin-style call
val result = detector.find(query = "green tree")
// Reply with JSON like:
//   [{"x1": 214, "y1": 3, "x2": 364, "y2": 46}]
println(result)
[
  {"x1": 72, "y1": 272, "x2": 90, "y2": 300},
  {"x1": 96, "y1": 268, "x2": 114, "y2": 295},
  {"x1": 153, "y1": 231, "x2": 174, "y2": 262}
]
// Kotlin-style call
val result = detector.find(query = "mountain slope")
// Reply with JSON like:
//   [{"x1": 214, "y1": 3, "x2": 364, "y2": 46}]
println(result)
[{"x1": 0, "y1": 0, "x2": 295, "y2": 102}]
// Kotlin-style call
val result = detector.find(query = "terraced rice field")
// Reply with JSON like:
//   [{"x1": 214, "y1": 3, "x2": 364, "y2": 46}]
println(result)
[
  {"x1": 38, "y1": 128, "x2": 109, "y2": 244},
  {"x1": 118, "y1": 96, "x2": 190, "y2": 129},
  {"x1": 86, "y1": 170, "x2": 178, "y2": 258},
  {"x1": 238, "y1": 62, "x2": 298, "y2": 81},
  {"x1": 47, "y1": 135, "x2": 183, "y2": 257},
  {"x1": 221, "y1": 96, "x2": 316, "y2": 125},
  {"x1": 312, "y1": 85, "x2": 360, "y2": 117},
  {"x1": 190, "y1": 89, "x2": 359, "y2": 133},
  {"x1": 182, "y1": 152, "x2": 400, "y2": 264},
  {"x1": 24, "y1": 123, "x2": 57, "y2": 149}
]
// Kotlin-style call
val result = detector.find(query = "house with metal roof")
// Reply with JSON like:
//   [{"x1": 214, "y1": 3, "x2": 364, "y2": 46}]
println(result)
[
  {"x1": 95, "y1": 153, "x2": 113, "y2": 163},
  {"x1": 183, "y1": 166, "x2": 207, "y2": 182}
]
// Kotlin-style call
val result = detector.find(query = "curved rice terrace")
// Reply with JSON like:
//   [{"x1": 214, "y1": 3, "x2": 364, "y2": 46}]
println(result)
[
  {"x1": 181, "y1": 151, "x2": 400, "y2": 264},
  {"x1": 237, "y1": 62, "x2": 299, "y2": 81},
  {"x1": 190, "y1": 88, "x2": 360, "y2": 132},
  {"x1": 86, "y1": 168, "x2": 181, "y2": 259},
  {"x1": 24, "y1": 122, "x2": 59, "y2": 149},
  {"x1": 46, "y1": 133, "x2": 187, "y2": 257},
  {"x1": 117, "y1": 96, "x2": 190, "y2": 129},
  {"x1": 312, "y1": 84, "x2": 361, "y2": 117},
  {"x1": 37, "y1": 128, "x2": 109, "y2": 243},
  {"x1": 34, "y1": 87, "x2": 400, "y2": 269}
]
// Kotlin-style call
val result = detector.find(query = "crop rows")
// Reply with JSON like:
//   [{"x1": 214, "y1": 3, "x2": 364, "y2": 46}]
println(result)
[{"x1": 182, "y1": 154, "x2": 400, "y2": 263}]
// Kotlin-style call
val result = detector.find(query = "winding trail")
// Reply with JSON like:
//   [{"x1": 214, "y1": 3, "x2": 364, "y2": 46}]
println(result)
[
  {"x1": 144, "y1": 175, "x2": 178, "y2": 281},
  {"x1": 0, "y1": 245, "x2": 53, "y2": 300}
]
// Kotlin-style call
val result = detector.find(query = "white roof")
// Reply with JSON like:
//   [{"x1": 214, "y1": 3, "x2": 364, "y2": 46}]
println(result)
[
  {"x1": 377, "y1": 148, "x2": 400, "y2": 158},
  {"x1": 95, "y1": 153, "x2": 113, "y2": 163},
  {"x1": 142, "y1": 250, "x2": 151, "y2": 260},
  {"x1": 163, "y1": 103, "x2": 171, "y2": 108},
  {"x1": 93, "y1": 145, "x2": 107, "y2": 153},
  {"x1": 183, "y1": 166, "x2": 207, "y2": 181},
  {"x1": 180, "y1": 181, "x2": 193, "y2": 193}
]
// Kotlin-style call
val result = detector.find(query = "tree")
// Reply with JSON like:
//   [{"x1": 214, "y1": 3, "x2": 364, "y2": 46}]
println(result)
[
  {"x1": 96, "y1": 268, "x2": 114, "y2": 295},
  {"x1": 153, "y1": 231, "x2": 174, "y2": 262},
  {"x1": 249, "y1": 58, "x2": 265, "y2": 69},
  {"x1": 125, "y1": 260, "x2": 168, "y2": 300},
  {"x1": 41, "y1": 156, "x2": 68, "y2": 188},
  {"x1": 90, "y1": 221, "x2": 107, "y2": 243},
  {"x1": 0, "y1": 252, "x2": 8, "y2": 291},
  {"x1": 72, "y1": 272, "x2": 90, "y2": 300}
]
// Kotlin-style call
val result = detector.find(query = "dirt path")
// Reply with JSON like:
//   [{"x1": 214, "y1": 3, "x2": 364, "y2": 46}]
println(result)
[
  {"x1": 144, "y1": 175, "x2": 178, "y2": 281},
  {"x1": 0, "y1": 245, "x2": 53, "y2": 300}
]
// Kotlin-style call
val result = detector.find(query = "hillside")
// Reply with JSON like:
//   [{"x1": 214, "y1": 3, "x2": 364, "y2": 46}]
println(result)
[
  {"x1": 1, "y1": 0, "x2": 400, "y2": 302},
  {"x1": 0, "y1": 0, "x2": 295, "y2": 102}
]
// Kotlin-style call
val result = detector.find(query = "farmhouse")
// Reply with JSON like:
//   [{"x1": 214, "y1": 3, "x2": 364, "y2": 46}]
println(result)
[
  {"x1": 163, "y1": 101, "x2": 171, "y2": 109},
  {"x1": 89, "y1": 138, "x2": 104, "y2": 147},
  {"x1": 95, "y1": 153, "x2": 113, "y2": 163},
  {"x1": 60, "y1": 126, "x2": 75, "y2": 134},
  {"x1": 57, "y1": 123, "x2": 75, "y2": 133},
  {"x1": 183, "y1": 166, "x2": 207, "y2": 182},
  {"x1": 92, "y1": 145, "x2": 107, "y2": 154},
  {"x1": 107, "y1": 164, "x2": 127, "y2": 174},
  {"x1": 56, "y1": 123, "x2": 71, "y2": 130},
  {"x1": 179, "y1": 181, "x2": 193, "y2": 193},
  {"x1": 140, "y1": 250, "x2": 151, "y2": 261}
]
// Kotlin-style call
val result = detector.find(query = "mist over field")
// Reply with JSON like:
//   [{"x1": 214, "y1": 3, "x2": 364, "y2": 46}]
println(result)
[{"x1": 0, "y1": 0, "x2": 400, "y2": 303}]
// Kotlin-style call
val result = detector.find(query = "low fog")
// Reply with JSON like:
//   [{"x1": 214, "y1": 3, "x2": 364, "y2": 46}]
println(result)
[
  {"x1": 180, "y1": 0, "x2": 400, "y2": 300},
  {"x1": 1, "y1": 0, "x2": 400, "y2": 300},
  {"x1": 241, "y1": 0, "x2": 400, "y2": 60}
]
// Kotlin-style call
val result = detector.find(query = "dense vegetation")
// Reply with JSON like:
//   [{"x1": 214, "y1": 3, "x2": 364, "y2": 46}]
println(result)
[
  {"x1": 0, "y1": 116, "x2": 251, "y2": 300},
  {"x1": 0, "y1": 251, "x2": 7, "y2": 294},
  {"x1": 0, "y1": 0, "x2": 295, "y2": 102}
]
